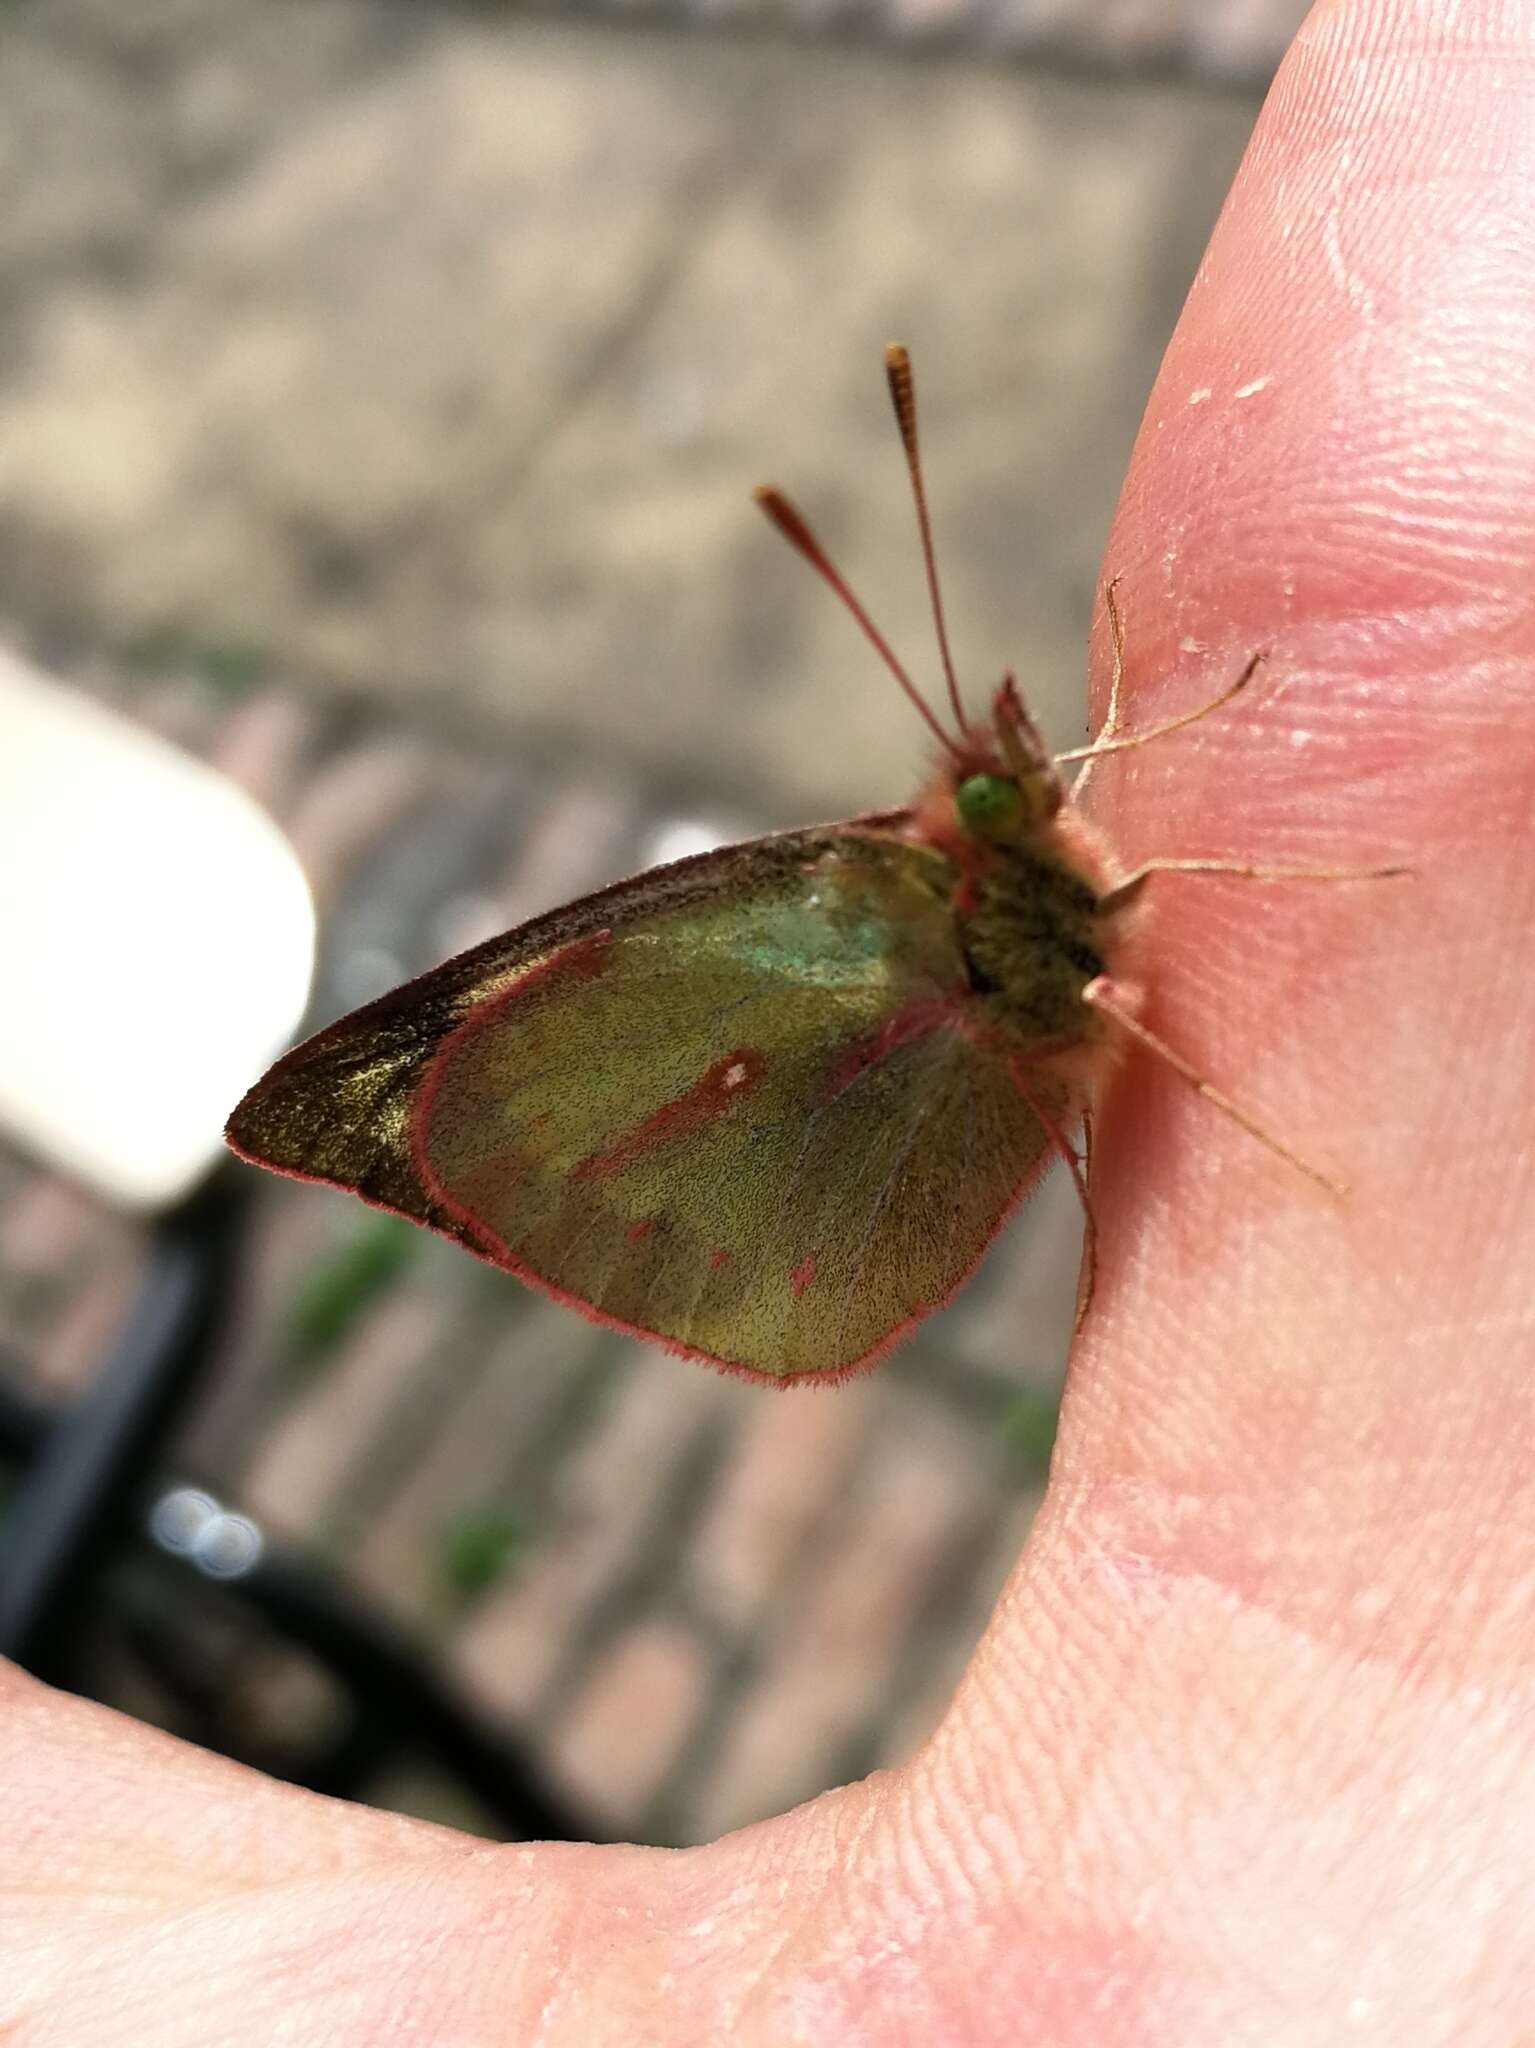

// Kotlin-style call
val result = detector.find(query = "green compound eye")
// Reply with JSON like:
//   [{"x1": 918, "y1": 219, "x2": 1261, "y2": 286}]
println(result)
[{"x1": 955, "y1": 773, "x2": 1025, "y2": 838}]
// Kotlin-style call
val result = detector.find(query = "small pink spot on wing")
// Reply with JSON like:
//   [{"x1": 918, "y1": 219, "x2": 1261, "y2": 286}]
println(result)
[
  {"x1": 790, "y1": 1255, "x2": 817, "y2": 1297},
  {"x1": 709, "y1": 1248, "x2": 731, "y2": 1269},
  {"x1": 626, "y1": 1219, "x2": 657, "y2": 1241}
]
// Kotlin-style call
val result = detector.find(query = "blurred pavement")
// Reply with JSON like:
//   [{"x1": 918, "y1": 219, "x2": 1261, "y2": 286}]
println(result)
[{"x1": 1, "y1": 0, "x2": 1265, "y2": 819}]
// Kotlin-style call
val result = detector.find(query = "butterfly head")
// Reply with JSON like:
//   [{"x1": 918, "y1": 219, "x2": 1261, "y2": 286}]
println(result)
[{"x1": 950, "y1": 674, "x2": 1064, "y2": 844}]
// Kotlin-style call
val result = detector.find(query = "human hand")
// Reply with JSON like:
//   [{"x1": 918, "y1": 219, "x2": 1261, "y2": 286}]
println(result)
[{"x1": 6, "y1": 0, "x2": 1534, "y2": 2039}]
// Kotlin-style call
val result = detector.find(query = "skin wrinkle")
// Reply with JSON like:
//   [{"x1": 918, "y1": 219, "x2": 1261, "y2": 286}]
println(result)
[
  {"x1": 1072, "y1": 1253, "x2": 1535, "y2": 1654},
  {"x1": 770, "y1": 1789, "x2": 906, "y2": 1993},
  {"x1": 1087, "y1": 1611, "x2": 1526, "y2": 2012},
  {"x1": 907, "y1": 1686, "x2": 1053, "y2": 1916},
  {"x1": 1045, "y1": 1473, "x2": 1502, "y2": 1700}
]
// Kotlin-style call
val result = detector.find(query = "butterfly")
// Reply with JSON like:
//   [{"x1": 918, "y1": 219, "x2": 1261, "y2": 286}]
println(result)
[{"x1": 227, "y1": 346, "x2": 1403, "y2": 1383}]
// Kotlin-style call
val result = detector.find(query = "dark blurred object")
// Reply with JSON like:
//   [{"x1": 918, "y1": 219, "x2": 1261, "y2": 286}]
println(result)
[
  {"x1": 0, "y1": 1222, "x2": 593, "y2": 1840},
  {"x1": 0, "y1": 1174, "x2": 250, "y2": 1673}
]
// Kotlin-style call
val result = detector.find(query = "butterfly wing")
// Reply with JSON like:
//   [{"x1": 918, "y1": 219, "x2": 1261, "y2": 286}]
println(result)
[{"x1": 228, "y1": 822, "x2": 1059, "y2": 1380}]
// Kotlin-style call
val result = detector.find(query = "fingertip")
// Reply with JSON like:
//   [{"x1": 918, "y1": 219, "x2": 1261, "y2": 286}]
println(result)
[
  {"x1": 1102, "y1": 0, "x2": 1535, "y2": 745},
  {"x1": 1068, "y1": 0, "x2": 1535, "y2": 1470}
]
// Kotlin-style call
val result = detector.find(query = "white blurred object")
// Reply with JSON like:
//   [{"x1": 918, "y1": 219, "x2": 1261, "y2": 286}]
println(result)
[
  {"x1": 0, "y1": 648, "x2": 314, "y2": 1208},
  {"x1": 640, "y1": 816, "x2": 737, "y2": 869},
  {"x1": 149, "y1": 1487, "x2": 264, "y2": 1579}
]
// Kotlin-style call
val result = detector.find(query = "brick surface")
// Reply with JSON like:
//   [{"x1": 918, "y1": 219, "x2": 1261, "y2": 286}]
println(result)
[
  {"x1": 478, "y1": 775, "x2": 643, "y2": 936},
  {"x1": 283, "y1": 735, "x2": 449, "y2": 912},
  {"x1": 550, "y1": 1619, "x2": 715, "y2": 1826},
  {"x1": 180, "y1": 1184, "x2": 350, "y2": 1480},
  {"x1": 0, "y1": 0, "x2": 1260, "y2": 825},
  {"x1": 688, "y1": 1377, "x2": 878, "y2": 1632},
  {"x1": 0, "y1": 1174, "x2": 107, "y2": 1286},
  {"x1": 131, "y1": 676, "x2": 225, "y2": 756},
  {"x1": 457, "y1": 1348, "x2": 743, "y2": 1718},
  {"x1": 347, "y1": 1295, "x2": 590, "y2": 1622},
  {"x1": 242, "y1": 1290, "x2": 453, "y2": 1537},
  {"x1": 28, "y1": 1242, "x2": 144, "y2": 1398},
  {"x1": 691, "y1": 1401, "x2": 998, "y2": 1837},
  {"x1": 203, "y1": 688, "x2": 319, "y2": 820}
]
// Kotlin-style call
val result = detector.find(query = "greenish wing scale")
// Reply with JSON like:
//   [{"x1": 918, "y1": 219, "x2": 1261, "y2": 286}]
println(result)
[{"x1": 227, "y1": 824, "x2": 1057, "y2": 1380}]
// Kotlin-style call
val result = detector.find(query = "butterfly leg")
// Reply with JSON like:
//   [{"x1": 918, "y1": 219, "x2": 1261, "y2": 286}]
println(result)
[
  {"x1": 1075, "y1": 1107, "x2": 1097, "y2": 1331},
  {"x1": 1071, "y1": 578, "x2": 1127, "y2": 801},
  {"x1": 1080, "y1": 975, "x2": 1345, "y2": 1197},
  {"x1": 1060, "y1": 586, "x2": 1266, "y2": 777},
  {"x1": 1007, "y1": 1058, "x2": 1098, "y2": 1334},
  {"x1": 1097, "y1": 855, "x2": 1412, "y2": 917}
]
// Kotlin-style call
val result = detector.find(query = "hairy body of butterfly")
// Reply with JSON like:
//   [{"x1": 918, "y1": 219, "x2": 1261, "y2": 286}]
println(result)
[{"x1": 226, "y1": 695, "x2": 1146, "y2": 1382}]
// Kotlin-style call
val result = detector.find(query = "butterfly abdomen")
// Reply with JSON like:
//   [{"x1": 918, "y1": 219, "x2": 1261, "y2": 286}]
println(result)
[{"x1": 959, "y1": 845, "x2": 1112, "y2": 1042}]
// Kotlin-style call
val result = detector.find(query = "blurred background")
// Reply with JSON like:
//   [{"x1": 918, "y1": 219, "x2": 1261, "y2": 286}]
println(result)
[{"x1": 0, "y1": 0, "x2": 1301, "y2": 1845}]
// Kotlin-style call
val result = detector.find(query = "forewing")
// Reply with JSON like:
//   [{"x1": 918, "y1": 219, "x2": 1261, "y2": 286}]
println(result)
[{"x1": 229, "y1": 822, "x2": 896, "y2": 1231}]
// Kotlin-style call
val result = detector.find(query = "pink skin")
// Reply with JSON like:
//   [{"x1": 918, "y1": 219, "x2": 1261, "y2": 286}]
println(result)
[{"x1": 8, "y1": 3, "x2": 1535, "y2": 2039}]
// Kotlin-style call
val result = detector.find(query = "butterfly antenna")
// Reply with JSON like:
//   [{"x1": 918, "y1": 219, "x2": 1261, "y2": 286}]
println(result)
[
  {"x1": 884, "y1": 343, "x2": 967, "y2": 736},
  {"x1": 754, "y1": 483, "x2": 963, "y2": 760}
]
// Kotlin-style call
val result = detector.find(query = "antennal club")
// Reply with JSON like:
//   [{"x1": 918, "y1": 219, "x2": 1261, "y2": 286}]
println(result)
[
  {"x1": 754, "y1": 483, "x2": 963, "y2": 760},
  {"x1": 884, "y1": 342, "x2": 967, "y2": 735}
]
